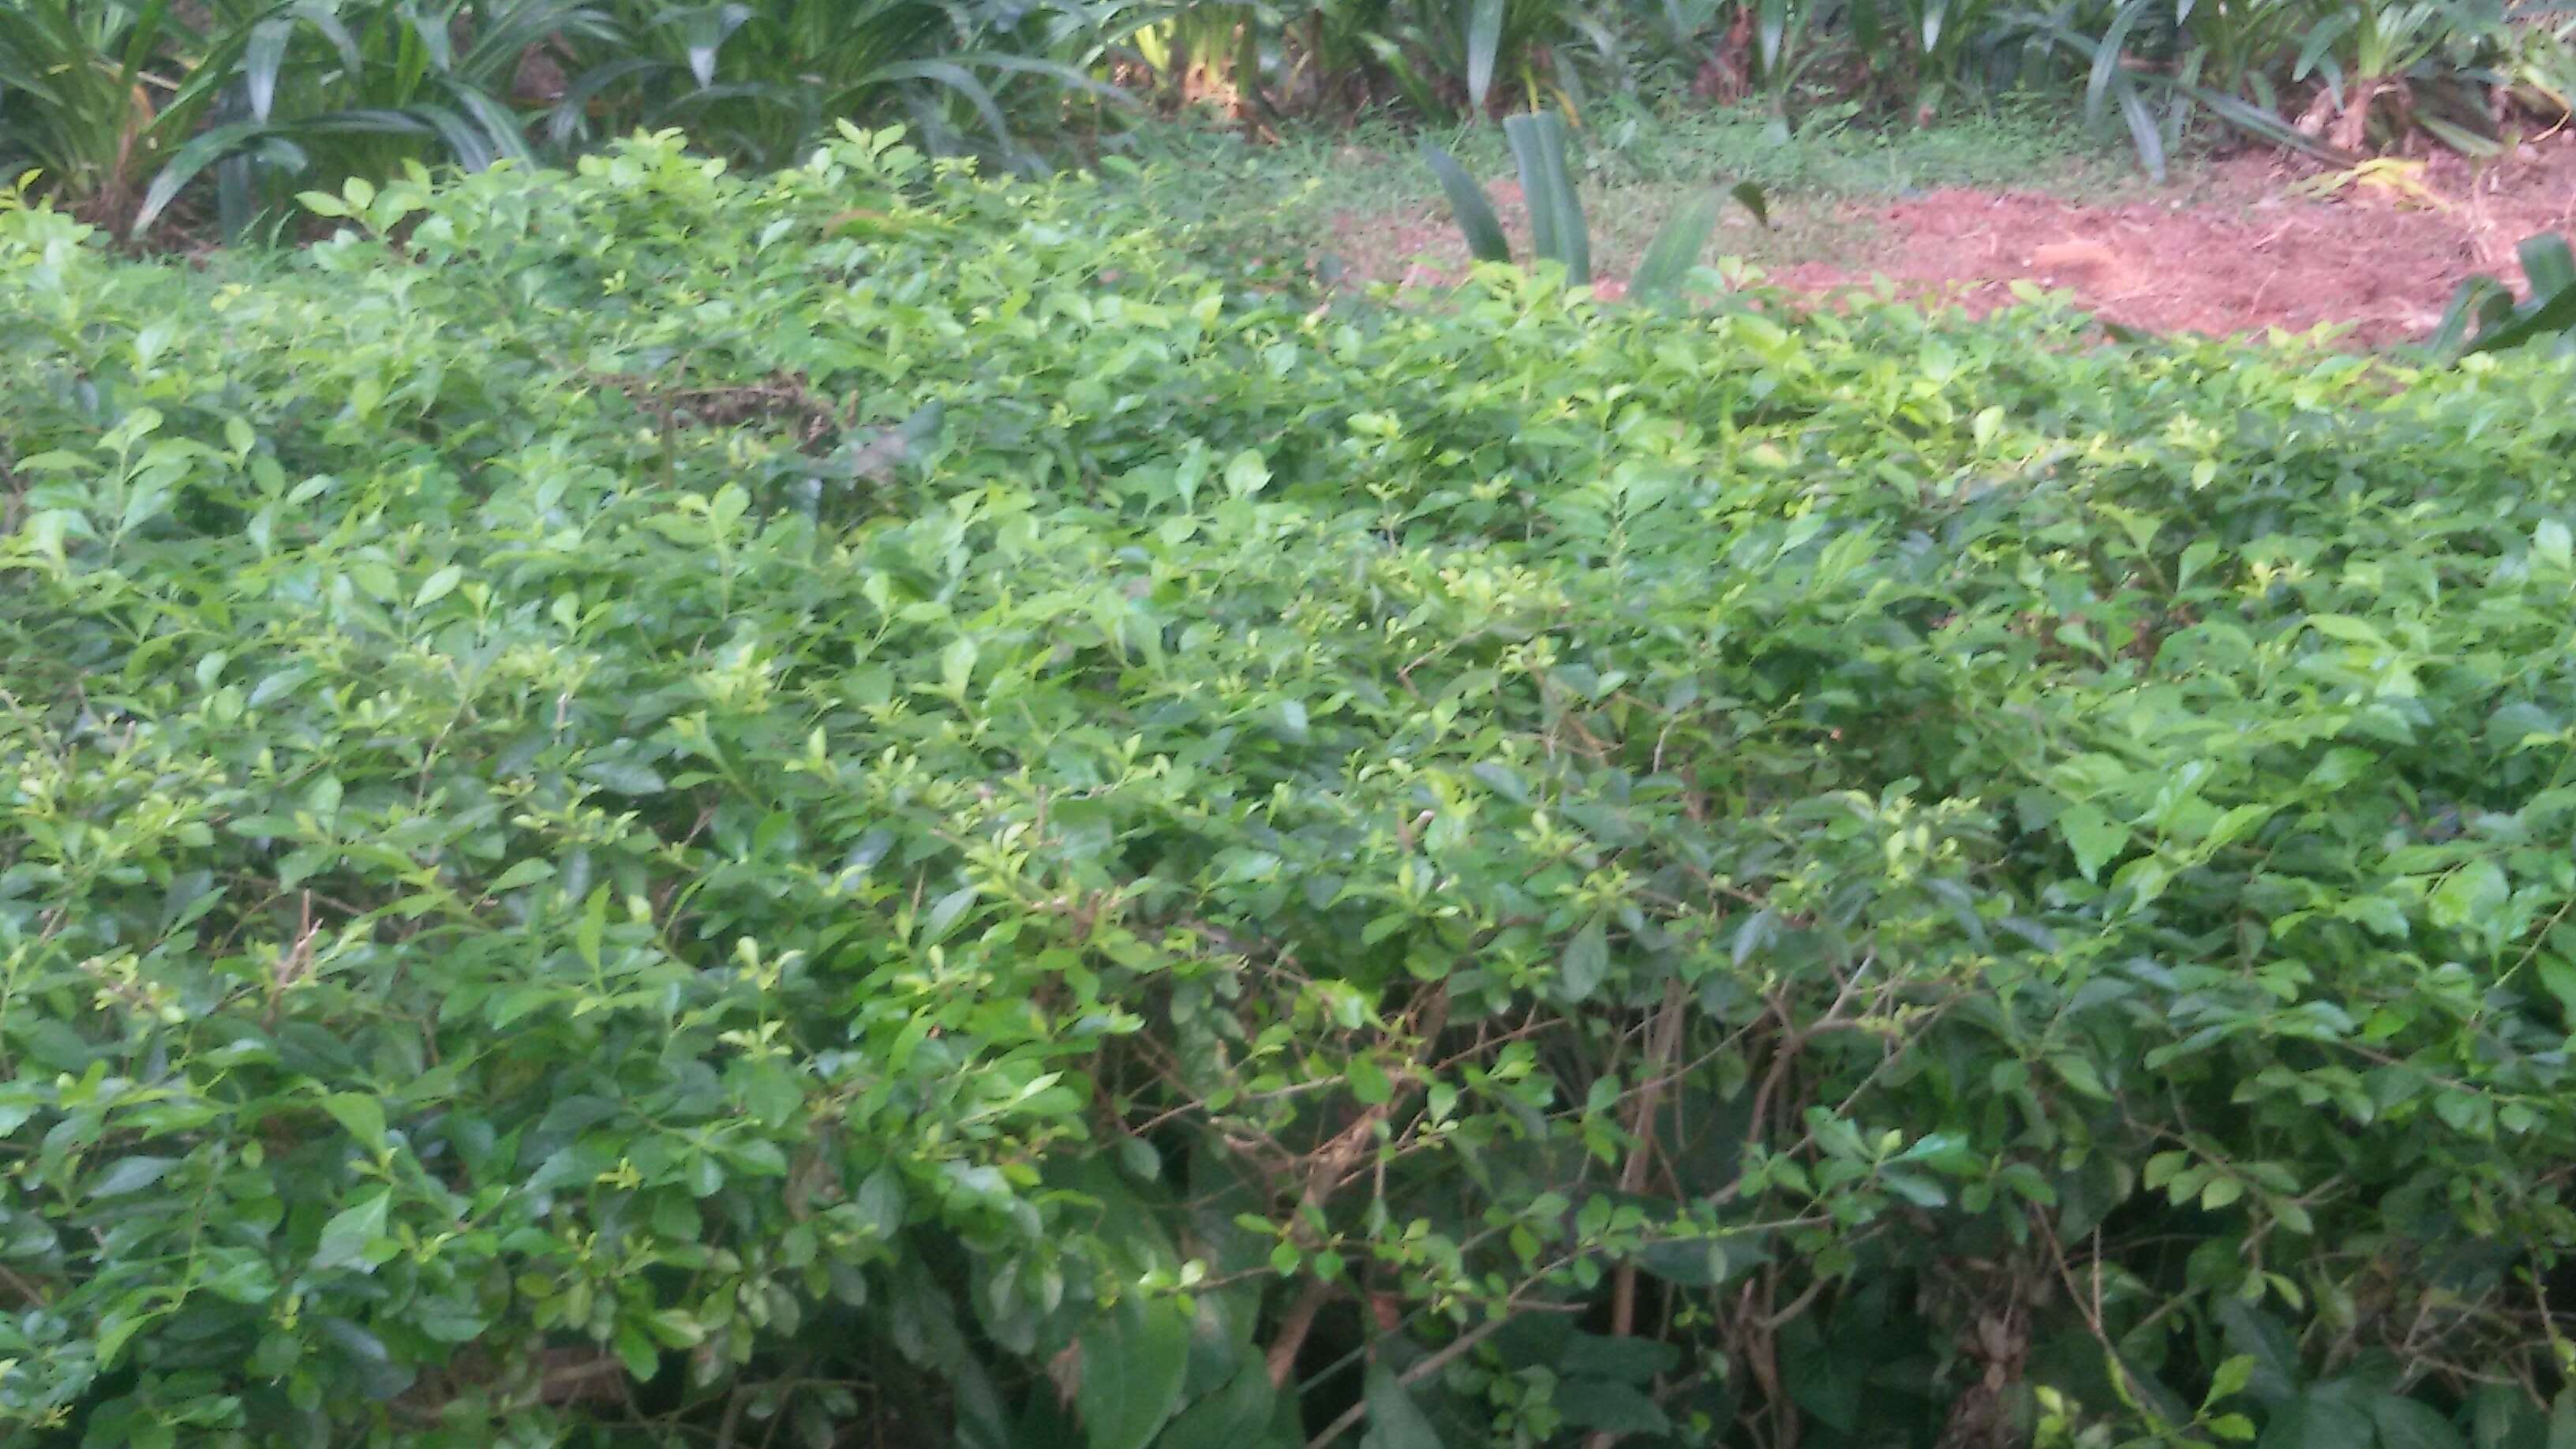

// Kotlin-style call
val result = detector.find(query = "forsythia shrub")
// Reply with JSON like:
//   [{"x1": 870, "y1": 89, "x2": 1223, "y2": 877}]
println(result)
[{"x1": 4, "y1": 128, "x2": 2576, "y2": 1449}]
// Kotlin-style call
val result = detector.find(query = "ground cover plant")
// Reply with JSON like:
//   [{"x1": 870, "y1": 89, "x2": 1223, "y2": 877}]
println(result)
[{"x1": 4, "y1": 130, "x2": 2576, "y2": 1448}]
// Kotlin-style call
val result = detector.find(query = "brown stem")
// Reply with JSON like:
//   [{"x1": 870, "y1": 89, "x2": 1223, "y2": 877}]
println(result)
[
  {"x1": 1585, "y1": 979, "x2": 1692, "y2": 1449},
  {"x1": 1263, "y1": 987, "x2": 1452, "y2": 1391},
  {"x1": 1267, "y1": 1277, "x2": 1338, "y2": 1390}
]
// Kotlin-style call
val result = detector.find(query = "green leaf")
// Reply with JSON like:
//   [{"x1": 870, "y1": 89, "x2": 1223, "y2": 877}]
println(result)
[
  {"x1": 1556, "y1": 1380, "x2": 1668, "y2": 1434},
  {"x1": 855, "y1": 1167, "x2": 905, "y2": 1235},
  {"x1": 1161, "y1": 1359, "x2": 1277, "y2": 1449},
  {"x1": 1462, "y1": 0, "x2": 1505, "y2": 111},
  {"x1": 320, "y1": 1092, "x2": 388, "y2": 1152},
  {"x1": 414, "y1": 564, "x2": 462, "y2": 610},
  {"x1": 90, "y1": 1155, "x2": 180, "y2": 1199},
  {"x1": 578, "y1": 759, "x2": 667, "y2": 796},
  {"x1": 2216, "y1": 1301, "x2": 2301, "y2": 1406},
  {"x1": 2057, "y1": 802, "x2": 2127, "y2": 882},
  {"x1": 2469, "y1": 271, "x2": 2576, "y2": 354},
  {"x1": 2428, "y1": 859, "x2": 2507, "y2": 932},
  {"x1": 2049, "y1": 1053, "x2": 2111, "y2": 1101},
  {"x1": 2432, "y1": 275, "x2": 2515, "y2": 356},
  {"x1": 2537, "y1": 519, "x2": 2572, "y2": 571},
  {"x1": 2113, "y1": 76, "x2": 2168, "y2": 182},
  {"x1": 1781, "y1": 1318, "x2": 1862, "y2": 1432},
  {"x1": 1562, "y1": 1335, "x2": 1683, "y2": 1382},
  {"x1": 1222, "y1": 449, "x2": 1270, "y2": 499},
  {"x1": 2372, "y1": 1397, "x2": 2469, "y2": 1449},
  {"x1": 921, "y1": 885, "x2": 979, "y2": 947},
  {"x1": 313, "y1": 1191, "x2": 391, "y2": 1271},
  {"x1": 577, "y1": 884, "x2": 609, "y2": 970},
  {"x1": 1470, "y1": 761, "x2": 1528, "y2": 803},
  {"x1": 489, "y1": 859, "x2": 556, "y2": 891},
  {"x1": 616, "y1": 1322, "x2": 659, "y2": 1381},
  {"x1": 1729, "y1": 179, "x2": 1771, "y2": 228},
  {"x1": 1078, "y1": 1295, "x2": 1191, "y2": 1449},
  {"x1": 1360, "y1": 1362, "x2": 1444, "y2": 1449},
  {"x1": 2204, "y1": 1350, "x2": 2246, "y2": 1402},
  {"x1": 1634, "y1": 1237, "x2": 1739, "y2": 1286},
  {"x1": 1348, "y1": 1056, "x2": 1393, "y2": 1106},
  {"x1": 942, "y1": 636, "x2": 979, "y2": 697},
  {"x1": 1878, "y1": 1168, "x2": 1948, "y2": 1208},
  {"x1": 1631, "y1": 192, "x2": 1723, "y2": 303},
  {"x1": 2260, "y1": 1395, "x2": 2374, "y2": 1449},
  {"x1": 2087, "y1": 0, "x2": 2151, "y2": 120},
  {"x1": 2469, "y1": 1383, "x2": 2541, "y2": 1449},
  {"x1": 1424, "y1": 144, "x2": 1511, "y2": 266},
  {"x1": 2519, "y1": 233, "x2": 2575, "y2": 302},
  {"x1": 2548, "y1": 1391, "x2": 2576, "y2": 1449},
  {"x1": 1504, "y1": 110, "x2": 1588, "y2": 284},
  {"x1": 1560, "y1": 915, "x2": 1610, "y2": 1001}
]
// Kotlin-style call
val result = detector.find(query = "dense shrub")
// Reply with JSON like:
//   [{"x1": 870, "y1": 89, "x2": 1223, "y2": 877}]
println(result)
[{"x1": 4, "y1": 130, "x2": 2576, "y2": 1448}]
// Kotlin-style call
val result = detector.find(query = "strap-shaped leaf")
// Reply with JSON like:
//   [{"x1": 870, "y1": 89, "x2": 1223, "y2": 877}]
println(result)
[
  {"x1": 1730, "y1": 179, "x2": 1770, "y2": 228},
  {"x1": 1503, "y1": 112, "x2": 1559, "y2": 267},
  {"x1": 1422, "y1": 143, "x2": 1511, "y2": 266},
  {"x1": 1633, "y1": 191, "x2": 1722, "y2": 302},
  {"x1": 2428, "y1": 275, "x2": 2512, "y2": 356},
  {"x1": 1505, "y1": 109, "x2": 1587, "y2": 284},
  {"x1": 2468, "y1": 278, "x2": 2576, "y2": 354},
  {"x1": 1463, "y1": 0, "x2": 1505, "y2": 113},
  {"x1": 2518, "y1": 233, "x2": 2575, "y2": 302}
]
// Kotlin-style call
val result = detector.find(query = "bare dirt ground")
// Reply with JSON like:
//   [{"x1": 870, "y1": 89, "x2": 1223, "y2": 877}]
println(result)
[{"x1": 1329, "y1": 131, "x2": 2576, "y2": 346}]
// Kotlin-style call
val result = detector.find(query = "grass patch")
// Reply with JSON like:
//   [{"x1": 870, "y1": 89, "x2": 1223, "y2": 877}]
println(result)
[{"x1": 1113, "y1": 95, "x2": 2134, "y2": 282}]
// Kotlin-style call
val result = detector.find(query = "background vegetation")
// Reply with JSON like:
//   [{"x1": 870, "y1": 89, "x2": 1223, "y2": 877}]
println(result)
[
  {"x1": 5, "y1": 128, "x2": 2576, "y2": 1448},
  {"x1": 0, "y1": 0, "x2": 2572, "y2": 239}
]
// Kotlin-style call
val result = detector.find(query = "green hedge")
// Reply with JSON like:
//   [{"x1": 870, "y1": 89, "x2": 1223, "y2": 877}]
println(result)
[{"x1": 4, "y1": 129, "x2": 2576, "y2": 1449}]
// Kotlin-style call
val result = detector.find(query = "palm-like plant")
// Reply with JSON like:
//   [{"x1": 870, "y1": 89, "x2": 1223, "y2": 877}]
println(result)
[
  {"x1": 1120, "y1": 0, "x2": 1648, "y2": 122},
  {"x1": 1847, "y1": 0, "x2": 2013, "y2": 115},
  {"x1": 0, "y1": 0, "x2": 246, "y2": 228},
  {"x1": 2433, "y1": 230, "x2": 2576, "y2": 356},
  {"x1": 5, "y1": 0, "x2": 1126, "y2": 239},
  {"x1": 1425, "y1": 107, "x2": 1767, "y2": 298},
  {"x1": 134, "y1": 0, "x2": 627, "y2": 235},
  {"x1": 599, "y1": 0, "x2": 1121, "y2": 170},
  {"x1": 2290, "y1": 0, "x2": 2510, "y2": 149}
]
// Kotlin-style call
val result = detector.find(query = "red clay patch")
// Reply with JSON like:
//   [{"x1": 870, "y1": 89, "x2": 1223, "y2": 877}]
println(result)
[{"x1": 1330, "y1": 135, "x2": 2576, "y2": 346}]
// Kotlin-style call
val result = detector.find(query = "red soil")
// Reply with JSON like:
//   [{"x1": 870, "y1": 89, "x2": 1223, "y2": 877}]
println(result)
[{"x1": 1331, "y1": 133, "x2": 2576, "y2": 346}]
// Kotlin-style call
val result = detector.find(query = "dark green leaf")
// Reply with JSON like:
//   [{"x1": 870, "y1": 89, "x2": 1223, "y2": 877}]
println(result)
[
  {"x1": 1561, "y1": 915, "x2": 1610, "y2": 1001},
  {"x1": 1556, "y1": 1380, "x2": 1668, "y2": 1434},
  {"x1": 1078, "y1": 1295, "x2": 1190, "y2": 1449},
  {"x1": 1360, "y1": 1363, "x2": 1444, "y2": 1449},
  {"x1": 1422, "y1": 144, "x2": 1511, "y2": 267},
  {"x1": 2372, "y1": 1397, "x2": 2469, "y2": 1449},
  {"x1": 1632, "y1": 192, "x2": 1722, "y2": 303},
  {"x1": 90, "y1": 1156, "x2": 180, "y2": 1199},
  {"x1": 2260, "y1": 1395, "x2": 2375, "y2": 1449},
  {"x1": 313, "y1": 1191, "x2": 390, "y2": 1272}
]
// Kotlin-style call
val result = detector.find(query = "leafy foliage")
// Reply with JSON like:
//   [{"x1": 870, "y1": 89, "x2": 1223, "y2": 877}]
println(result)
[
  {"x1": 2433, "y1": 230, "x2": 2576, "y2": 357},
  {"x1": 6, "y1": 129, "x2": 2576, "y2": 1449},
  {"x1": 0, "y1": 0, "x2": 251, "y2": 225},
  {"x1": 1425, "y1": 109, "x2": 1767, "y2": 297},
  {"x1": 0, "y1": 0, "x2": 1125, "y2": 237},
  {"x1": 2003, "y1": 0, "x2": 2576, "y2": 176}
]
